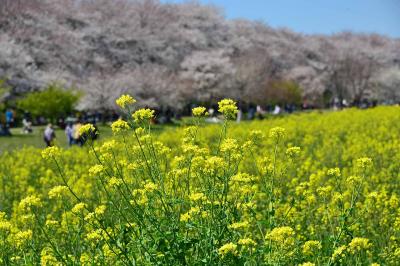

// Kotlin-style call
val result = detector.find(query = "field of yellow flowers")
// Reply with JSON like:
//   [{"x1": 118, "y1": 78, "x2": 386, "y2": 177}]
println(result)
[{"x1": 1, "y1": 96, "x2": 400, "y2": 265}]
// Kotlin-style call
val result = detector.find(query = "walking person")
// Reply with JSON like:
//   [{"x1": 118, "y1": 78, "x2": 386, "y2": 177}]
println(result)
[
  {"x1": 65, "y1": 122, "x2": 74, "y2": 146},
  {"x1": 43, "y1": 124, "x2": 56, "y2": 147}
]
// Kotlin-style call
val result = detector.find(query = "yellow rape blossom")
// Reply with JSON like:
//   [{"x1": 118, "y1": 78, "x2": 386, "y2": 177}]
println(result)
[
  {"x1": 48, "y1": 185, "x2": 68, "y2": 199},
  {"x1": 95, "y1": 205, "x2": 107, "y2": 216},
  {"x1": 348, "y1": 237, "x2": 372, "y2": 253},
  {"x1": 132, "y1": 108, "x2": 155, "y2": 123},
  {"x1": 192, "y1": 106, "x2": 207, "y2": 117},
  {"x1": 218, "y1": 99, "x2": 238, "y2": 119},
  {"x1": 299, "y1": 263, "x2": 315, "y2": 266},
  {"x1": 218, "y1": 242, "x2": 238, "y2": 257},
  {"x1": 327, "y1": 167, "x2": 341, "y2": 177},
  {"x1": 238, "y1": 238, "x2": 256, "y2": 246},
  {"x1": 41, "y1": 146, "x2": 61, "y2": 159},
  {"x1": 332, "y1": 245, "x2": 347, "y2": 262},
  {"x1": 286, "y1": 146, "x2": 301, "y2": 157},
  {"x1": 302, "y1": 240, "x2": 322, "y2": 256},
  {"x1": 356, "y1": 157, "x2": 373, "y2": 170},
  {"x1": 79, "y1": 123, "x2": 96, "y2": 136},
  {"x1": 189, "y1": 192, "x2": 207, "y2": 202},
  {"x1": 19, "y1": 195, "x2": 42, "y2": 210},
  {"x1": 13, "y1": 230, "x2": 33, "y2": 248},
  {"x1": 266, "y1": 226, "x2": 295, "y2": 246},
  {"x1": 72, "y1": 202, "x2": 86, "y2": 213},
  {"x1": 269, "y1": 127, "x2": 286, "y2": 140},
  {"x1": 228, "y1": 221, "x2": 249, "y2": 230},
  {"x1": 111, "y1": 119, "x2": 130, "y2": 134},
  {"x1": 116, "y1": 94, "x2": 136, "y2": 108},
  {"x1": 88, "y1": 164, "x2": 105, "y2": 176},
  {"x1": 108, "y1": 176, "x2": 122, "y2": 187}
]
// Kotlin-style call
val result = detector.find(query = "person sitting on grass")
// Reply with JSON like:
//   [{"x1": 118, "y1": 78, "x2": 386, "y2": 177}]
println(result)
[{"x1": 22, "y1": 118, "x2": 33, "y2": 134}]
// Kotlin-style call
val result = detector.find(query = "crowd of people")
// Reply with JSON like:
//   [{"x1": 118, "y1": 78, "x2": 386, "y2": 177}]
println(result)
[
  {"x1": 0, "y1": 109, "x2": 34, "y2": 136},
  {"x1": 43, "y1": 121, "x2": 99, "y2": 147},
  {"x1": 0, "y1": 108, "x2": 100, "y2": 147}
]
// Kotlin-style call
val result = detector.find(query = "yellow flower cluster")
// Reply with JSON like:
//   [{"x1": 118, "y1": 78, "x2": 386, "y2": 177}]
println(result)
[
  {"x1": 19, "y1": 195, "x2": 42, "y2": 210},
  {"x1": 94, "y1": 205, "x2": 106, "y2": 216},
  {"x1": 132, "y1": 108, "x2": 155, "y2": 123},
  {"x1": 189, "y1": 192, "x2": 207, "y2": 202},
  {"x1": 41, "y1": 146, "x2": 61, "y2": 159},
  {"x1": 299, "y1": 263, "x2": 315, "y2": 266},
  {"x1": 192, "y1": 106, "x2": 207, "y2": 117},
  {"x1": 86, "y1": 229, "x2": 103, "y2": 241},
  {"x1": 40, "y1": 247, "x2": 60, "y2": 266},
  {"x1": 238, "y1": 238, "x2": 256, "y2": 246},
  {"x1": 13, "y1": 230, "x2": 33, "y2": 248},
  {"x1": 356, "y1": 157, "x2": 373, "y2": 170},
  {"x1": 71, "y1": 202, "x2": 86, "y2": 213},
  {"x1": 144, "y1": 182, "x2": 158, "y2": 192},
  {"x1": 348, "y1": 237, "x2": 372, "y2": 254},
  {"x1": 0, "y1": 212, "x2": 11, "y2": 231},
  {"x1": 180, "y1": 206, "x2": 201, "y2": 222},
  {"x1": 220, "y1": 138, "x2": 239, "y2": 153},
  {"x1": 302, "y1": 240, "x2": 322, "y2": 256},
  {"x1": 79, "y1": 123, "x2": 96, "y2": 136},
  {"x1": 327, "y1": 167, "x2": 341, "y2": 177},
  {"x1": 111, "y1": 119, "x2": 130, "y2": 134},
  {"x1": 269, "y1": 126, "x2": 286, "y2": 140},
  {"x1": 218, "y1": 99, "x2": 238, "y2": 119},
  {"x1": 116, "y1": 94, "x2": 136, "y2": 108},
  {"x1": 48, "y1": 185, "x2": 69, "y2": 199},
  {"x1": 286, "y1": 146, "x2": 301, "y2": 157},
  {"x1": 218, "y1": 242, "x2": 238, "y2": 257},
  {"x1": 88, "y1": 164, "x2": 105, "y2": 176},
  {"x1": 266, "y1": 226, "x2": 295, "y2": 246},
  {"x1": 230, "y1": 173, "x2": 255, "y2": 183},
  {"x1": 108, "y1": 176, "x2": 122, "y2": 187},
  {"x1": 228, "y1": 221, "x2": 249, "y2": 230},
  {"x1": 332, "y1": 245, "x2": 347, "y2": 262}
]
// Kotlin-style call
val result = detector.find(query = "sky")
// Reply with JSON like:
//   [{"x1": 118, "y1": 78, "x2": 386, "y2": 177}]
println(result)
[{"x1": 163, "y1": 0, "x2": 400, "y2": 38}]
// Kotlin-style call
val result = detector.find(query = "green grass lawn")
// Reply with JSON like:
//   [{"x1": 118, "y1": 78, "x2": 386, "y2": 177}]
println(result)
[{"x1": 0, "y1": 125, "x2": 113, "y2": 153}]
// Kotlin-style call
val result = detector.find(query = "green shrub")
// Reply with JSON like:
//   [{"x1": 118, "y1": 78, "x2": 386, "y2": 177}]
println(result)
[{"x1": 17, "y1": 83, "x2": 81, "y2": 122}]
